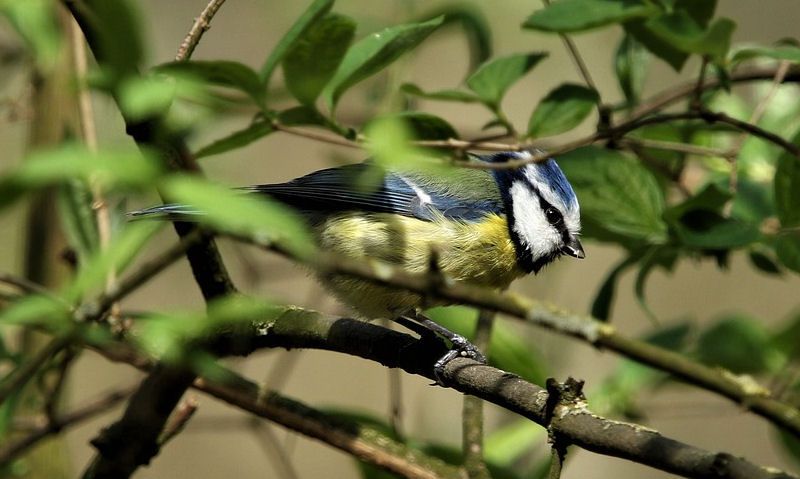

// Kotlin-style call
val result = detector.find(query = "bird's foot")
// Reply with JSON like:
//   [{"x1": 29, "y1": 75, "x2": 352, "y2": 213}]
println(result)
[{"x1": 395, "y1": 312, "x2": 487, "y2": 387}]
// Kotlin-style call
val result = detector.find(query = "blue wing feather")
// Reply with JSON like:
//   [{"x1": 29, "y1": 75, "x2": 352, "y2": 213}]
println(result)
[{"x1": 244, "y1": 163, "x2": 504, "y2": 222}]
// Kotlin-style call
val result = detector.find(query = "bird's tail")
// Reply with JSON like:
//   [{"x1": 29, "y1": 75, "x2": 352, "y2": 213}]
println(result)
[{"x1": 127, "y1": 204, "x2": 204, "y2": 221}]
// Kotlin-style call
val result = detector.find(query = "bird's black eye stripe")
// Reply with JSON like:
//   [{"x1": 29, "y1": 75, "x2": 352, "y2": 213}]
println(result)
[{"x1": 545, "y1": 206, "x2": 563, "y2": 226}]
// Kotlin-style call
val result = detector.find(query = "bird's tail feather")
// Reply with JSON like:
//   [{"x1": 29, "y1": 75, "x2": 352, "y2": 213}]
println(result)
[{"x1": 127, "y1": 204, "x2": 204, "y2": 221}]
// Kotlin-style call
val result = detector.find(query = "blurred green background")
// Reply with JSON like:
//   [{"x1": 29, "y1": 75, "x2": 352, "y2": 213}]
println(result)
[{"x1": 2, "y1": 0, "x2": 800, "y2": 477}]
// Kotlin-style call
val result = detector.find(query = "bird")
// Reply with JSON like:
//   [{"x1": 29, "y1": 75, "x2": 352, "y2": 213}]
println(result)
[{"x1": 132, "y1": 149, "x2": 584, "y2": 377}]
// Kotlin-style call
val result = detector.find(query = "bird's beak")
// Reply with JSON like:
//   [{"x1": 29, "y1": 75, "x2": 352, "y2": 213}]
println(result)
[{"x1": 561, "y1": 237, "x2": 585, "y2": 259}]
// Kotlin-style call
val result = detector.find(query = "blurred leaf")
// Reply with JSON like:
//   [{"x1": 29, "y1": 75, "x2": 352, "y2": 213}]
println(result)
[
  {"x1": 278, "y1": 105, "x2": 329, "y2": 127},
  {"x1": 558, "y1": 146, "x2": 668, "y2": 242},
  {"x1": 57, "y1": 180, "x2": 100, "y2": 262},
  {"x1": 260, "y1": 0, "x2": 334, "y2": 83},
  {"x1": 0, "y1": 145, "x2": 162, "y2": 209},
  {"x1": 434, "y1": 5, "x2": 491, "y2": 71},
  {"x1": 371, "y1": 111, "x2": 458, "y2": 141},
  {"x1": 591, "y1": 256, "x2": 636, "y2": 321},
  {"x1": 81, "y1": 0, "x2": 143, "y2": 79},
  {"x1": 324, "y1": 16, "x2": 444, "y2": 111},
  {"x1": 118, "y1": 75, "x2": 179, "y2": 121},
  {"x1": 427, "y1": 306, "x2": 547, "y2": 385},
  {"x1": 666, "y1": 183, "x2": 730, "y2": 220},
  {"x1": 522, "y1": 0, "x2": 657, "y2": 33},
  {"x1": 644, "y1": 13, "x2": 735, "y2": 64},
  {"x1": 195, "y1": 118, "x2": 274, "y2": 159},
  {"x1": 672, "y1": 211, "x2": 759, "y2": 249},
  {"x1": 65, "y1": 221, "x2": 163, "y2": 302},
  {"x1": 0, "y1": 0, "x2": 61, "y2": 70},
  {"x1": 731, "y1": 178, "x2": 774, "y2": 223},
  {"x1": 364, "y1": 117, "x2": 446, "y2": 176},
  {"x1": 400, "y1": 83, "x2": 481, "y2": 103},
  {"x1": 466, "y1": 52, "x2": 547, "y2": 108},
  {"x1": 774, "y1": 131, "x2": 800, "y2": 228},
  {"x1": 485, "y1": 419, "x2": 544, "y2": 467},
  {"x1": 156, "y1": 61, "x2": 265, "y2": 106},
  {"x1": 695, "y1": 314, "x2": 773, "y2": 373},
  {"x1": 161, "y1": 175, "x2": 314, "y2": 258},
  {"x1": 615, "y1": 34, "x2": 649, "y2": 106},
  {"x1": 283, "y1": 13, "x2": 356, "y2": 105},
  {"x1": 776, "y1": 234, "x2": 800, "y2": 274},
  {"x1": 731, "y1": 45, "x2": 800, "y2": 65},
  {"x1": 527, "y1": 83, "x2": 598, "y2": 138},
  {"x1": 634, "y1": 245, "x2": 679, "y2": 320},
  {"x1": 624, "y1": 19, "x2": 689, "y2": 71},
  {"x1": 0, "y1": 295, "x2": 69, "y2": 329},
  {"x1": 776, "y1": 428, "x2": 800, "y2": 470},
  {"x1": 674, "y1": 0, "x2": 717, "y2": 27},
  {"x1": 749, "y1": 249, "x2": 782, "y2": 275}
]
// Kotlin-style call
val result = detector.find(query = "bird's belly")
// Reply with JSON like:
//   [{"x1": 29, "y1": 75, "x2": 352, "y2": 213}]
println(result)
[{"x1": 316, "y1": 212, "x2": 522, "y2": 318}]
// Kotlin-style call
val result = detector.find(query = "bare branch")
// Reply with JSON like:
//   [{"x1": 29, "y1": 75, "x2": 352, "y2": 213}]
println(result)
[{"x1": 175, "y1": 0, "x2": 228, "y2": 61}]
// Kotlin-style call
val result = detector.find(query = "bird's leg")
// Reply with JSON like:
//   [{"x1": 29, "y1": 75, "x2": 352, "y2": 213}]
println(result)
[{"x1": 395, "y1": 311, "x2": 487, "y2": 386}]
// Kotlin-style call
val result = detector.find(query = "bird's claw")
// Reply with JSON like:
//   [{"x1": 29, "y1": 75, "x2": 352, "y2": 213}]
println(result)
[{"x1": 432, "y1": 333, "x2": 487, "y2": 386}]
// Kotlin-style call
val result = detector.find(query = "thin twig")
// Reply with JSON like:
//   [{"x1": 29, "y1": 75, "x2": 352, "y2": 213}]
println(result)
[
  {"x1": 0, "y1": 386, "x2": 134, "y2": 466},
  {"x1": 158, "y1": 396, "x2": 199, "y2": 445},
  {"x1": 249, "y1": 420, "x2": 301, "y2": 479},
  {"x1": 175, "y1": 0, "x2": 228, "y2": 61},
  {"x1": 619, "y1": 137, "x2": 726, "y2": 158},
  {"x1": 462, "y1": 310, "x2": 494, "y2": 479},
  {"x1": 541, "y1": 0, "x2": 597, "y2": 93},
  {"x1": 0, "y1": 334, "x2": 73, "y2": 406}
]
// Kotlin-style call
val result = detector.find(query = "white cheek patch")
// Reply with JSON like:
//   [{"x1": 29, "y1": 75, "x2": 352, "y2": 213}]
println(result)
[
  {"x1": 509, "y1": 183, "x2": 561, "y2": 260},
  {"x1": 522, "y1": 166, "x2": 581, "y2": 234}
]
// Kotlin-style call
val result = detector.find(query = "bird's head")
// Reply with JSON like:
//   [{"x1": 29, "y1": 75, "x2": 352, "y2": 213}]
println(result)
[{"x1": 488, "y1": 151, "x2": 583, "y2": 274}]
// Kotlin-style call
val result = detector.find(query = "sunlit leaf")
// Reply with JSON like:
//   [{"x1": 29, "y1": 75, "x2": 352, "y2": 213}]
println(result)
[
  {"x1": 527, "y1": 83, "x2": 598, "y2": 137},
  {"x1": 0, "y1": 295, "x2": 69, "y2": 329},
  {"x1": 323, "y1": 16, "x2": 444, "y2": 110},
  {"x1": 522, "y1": 0, "x2": 658, "y2": 33},
  {"x1": 160, "y1": 175, "x2": 314, "y2": 258},
  {"x1": 558, "y1": 147, "x2": 668, "y2": 242},
  {"x1": 466, "y1": 53, "x2": 547, "y2": 108},
  {"x1": 195, "y1": 118, "x2": 274, "y2": 159}
]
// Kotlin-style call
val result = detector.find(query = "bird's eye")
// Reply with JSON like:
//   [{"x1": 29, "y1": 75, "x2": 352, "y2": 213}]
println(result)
[{"x1": 545, "y1": 206, "x2": 563, "y2": 225}]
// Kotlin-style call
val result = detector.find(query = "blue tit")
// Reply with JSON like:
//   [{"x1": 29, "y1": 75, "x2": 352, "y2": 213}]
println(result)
[{"x1": 133, "y1": 150, "x2": 584, "y2": 320}]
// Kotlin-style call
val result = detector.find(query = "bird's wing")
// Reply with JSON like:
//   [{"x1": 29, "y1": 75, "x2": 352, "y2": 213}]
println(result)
[{"x1": 243, "y1": 163, "x2": 504, "y2": 222}]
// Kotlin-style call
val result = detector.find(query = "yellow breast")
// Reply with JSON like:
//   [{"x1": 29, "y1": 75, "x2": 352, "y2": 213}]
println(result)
[{"x1": 316, "y1": 212, "x2": 522, "y2": 318}]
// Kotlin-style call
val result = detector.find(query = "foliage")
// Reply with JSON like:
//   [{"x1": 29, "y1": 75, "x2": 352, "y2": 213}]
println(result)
[{"x1": 0, "y1": 0, "x2": 799, "y2": 477}]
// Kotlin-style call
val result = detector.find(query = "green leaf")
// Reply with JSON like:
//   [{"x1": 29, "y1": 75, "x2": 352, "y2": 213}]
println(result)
[
  {"x1": 624, "y1": 19, "x2": 689, "y2": 71},
  {"x1": 695, "y1": 314, "x2": 773, "y2": 374},
  {"x1": 156, "y1": 61, "x2": 265, "y2": 106},
  {"x1": 776, "y1": 234, "x2": 800, "y2": 274},
  {"x1": 81, "y1": 0, "x2": 144, "y2": 79},
  {"x1": 774, "y1": 131, "x2": 800, "y2": 228},
  {"x1": 260, "y1": 0, "x2": 334, "y2": 83},
  {"x1": 522, "y1": 0, "x2": 658, "y2": 33},
  {"x1": 485, "y1": 419, "x2": 545, "y2": 467},
  {"x1": 160, "y1": 175, "x2": 314, "y2": 258},
  {"x1": 591, "y1": 256, "x2": 637, "y2": 321},
  {"x1": 323, "y1": 16, "x2": 444, "y2": 111},
  {"x1": 558, "y1": 146, "x2": 668, "y2": 242},
  {"x1": 527, "y1": 83, "x2": 598, "y2": 138},
  {"x1": 283, "y1": 14, "x2": 356, "y2": 105},
  {"x1": 776, "y1": 428, "x2": 800, "y2": 470},
  {"x1": 57, "y1": 180, "x2": 100, "y2": 262},
  {"x1": 400, "y1": 83, "x2": 481, "y2": 103},
  {"x1": 434, "y1": 6, "x2": 491, "y2": 72},
  {"x1": 364, "y1": 117, "x2": 446, "y2": 176},
  {"x1": 0, "y1": 295, "x2": 69, "y2": 329},
  {"x1": 278, "y1": 106, "x2": 329, "y2": 127},
  {"x1": 665, "y1": 182, "x2": 731, "y2": 220},
  {"x1": 0, "y1": 0, "x2": 61, "y2": 70},
  {"x1": 118, "y1": 75, "x2": 179, "y2": 121},
  {"x1": 749, "y1": 249, "x2": 782, "y2": 276},
  {"x1": 674, "y1": 0, "x2": 717, "y2": 28},
  {"x1": 634, "y1": 245, "x2": 679, "y2": 320},
  {"x1": 614, "y1": 34, "x2": 649, "y2": 106},
  {"x1": 731, "y1": 45, "x2": 800, "y2": 65},
  {"x1": 671, "y1": 211, "x2": 760, "y2": 249},
  {"x1": 65, "y1": 221, "x2": 163, "y2": 302},
  {"x1": 195, "y1": 118, "x2": 274, "y2": 159},
  {"x1": 466, "y1": 53, "x2": 547, "y2": 108},
  {"x1": 0, "y1": 145, "x2": 162, "y2": 209},
  {"x1": 371, "y1": 111, "x2": 458, "y2": 140},
  {"x1": 644, "y1": 13, "x2": 735, "y2": 64}
]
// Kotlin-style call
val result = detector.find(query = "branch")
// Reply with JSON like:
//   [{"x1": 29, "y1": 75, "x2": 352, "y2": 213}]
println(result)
[
  {"x1": 96, "y1": 310, "x2": 795, "y2": 479},
  {"x1": 239, "y1": 239, "x2": 800, "y2": 440},
  {"x1": 0, "y1": 386, "x2": 134, "y2": 466},
  {"x1": 175, "y1": 0, "x2": 227, "y2": 61}
]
